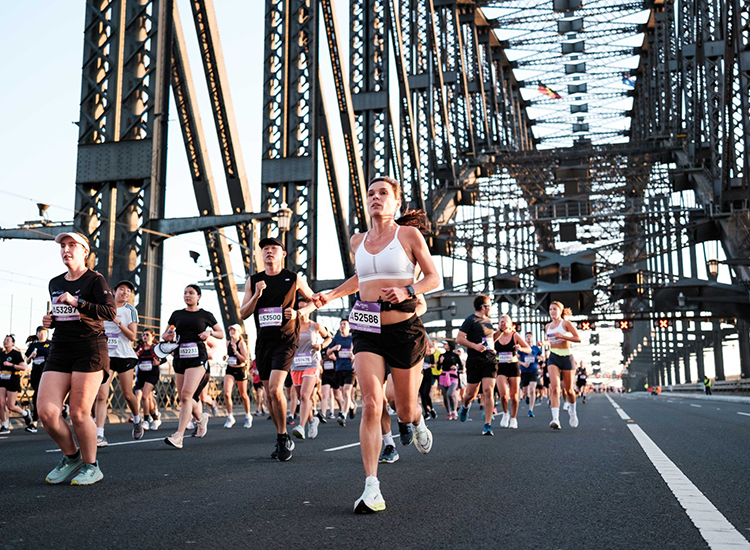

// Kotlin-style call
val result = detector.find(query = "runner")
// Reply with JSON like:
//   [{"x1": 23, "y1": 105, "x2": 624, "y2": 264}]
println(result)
[
  {"x1": 494, "y1": 315, "x2": 531, "y2": 430},
  {"x1": 329, "y1": 319, "x2": 355, "y2": 426},
  {"x1": 250, "y1": 359, "x2": 267, "y2": 416},
  {"x1": 518, "y1": 332, "x2": 542, "y2": 418},
  {"x1": 133, "y1": 329, "x2": 163, "y2": 430},
  {"x1": 545, "y1": 301, "x2": 582, "y2": 429},
  {"x1": 314, "y1": 176, "x2": 439, "y2": 513},
  {"x1": 290, "y1": 300, "x2": 330, "y2": 440},
  {"x1": 437, "y1": 341, "x2": 461, "y2": 420},
  {"x1": 95, "y1": 280, "x2": 142, "y2": 446},
  {"x1": 0, "y1": 335, "x2": 33, "y2": 434},
  {"x1": 24, "y1": 326, "x2": 52, "y2": 433},
  {"x1": 456, "y1": 295, "x2": 498, "y2": 436},
  {"x1": 223, "y1": 324, "x2": 252, "y2": 429},
  {"x1": 239, "y1": 236, "x2": 317, "y2": 462},
  {"x1": 575, "y1": 361, "x2": 588, "y2": 404},
  {"x1": 419, "y1": 340, "x2": 438, "y2": 419},
  {"x1": 162, "y1": 284, "x2": 224, "y2": 449},
  {"x1": 320, "y1": 344, "x2": 340, "y2": 420},
  {"x1": 38, "y1": 232, "x2": 117, "y2": 485}
]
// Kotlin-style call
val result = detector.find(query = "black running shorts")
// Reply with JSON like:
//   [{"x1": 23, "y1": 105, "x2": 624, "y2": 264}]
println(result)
[
  {"x1": 134, "y1": 368, "x2": 160, "y2": 390},
  {"x1": 110, "y1": 357, "x2": 137, "y2": 374},
  {"x1": 0, "y1": 377, "x2": 22, "y2": 392},
  {"x1": 44, "y1": 338, "x2": 109, "y2": 374},
  {"x1": 520, "y1": 372, "x2": 538, "y2": 387},
  {"x1": 466, "y1": 355, "x2": 497, "y2": 384},
  {"x1": 336, "y1": 370, "x2": 355, "y2": 386},
  {"x1": 547, "y1": 352, "x2": 574, "y2": 371},
  {"x1": 352, "y1": 314, "x2": 428, "y2": 369},
  {"x1": 496, "y1": 362, "x2": 520, "y2": 378},
  {"x1": 225, "y1": 366, "x2": 248, "y2": 382},
  {"x1": 321, "y1": 369, "x2": 339, "y2": 388},
  {"x1": 255, "y1": 340, "x2": 297, "y2": 381}
]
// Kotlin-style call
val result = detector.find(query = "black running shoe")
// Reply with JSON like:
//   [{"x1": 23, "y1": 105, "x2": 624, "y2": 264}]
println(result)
[
  {"x1": 348, "y1": 407, "x2": 356, "y2": 420},
  {"x1": 23, "y1": 409, "x2": 33, "y2": 427},
  {"x1": 397, "y1": 421, "x2": 413, "y2": 446},
  {"x1": 271, "y1": 440, "x2": 280, "y2": 460},
  {"x1": 429, "y1": 409, "x2": 437, "y2": 420},
  {"x1": 277, "y1": 434, "x2": 293, "y2": 462},
  {"x1": 316, "y1": 411, "x2": 327, "y2": 424}
]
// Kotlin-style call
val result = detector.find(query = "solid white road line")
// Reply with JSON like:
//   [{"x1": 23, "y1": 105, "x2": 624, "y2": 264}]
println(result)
[
  {"x1": 737, "y1": 412, "x2": 750, "y2": 417},
  {"x1": 323, "y1": 442, "x2": 361, "y2": 452},
  {"x1": 46, "y1": 437, "x2": 165, "y2": 453},
  {"x1": 690, "y1": 404, "x2": 702, "y2": 408},
  {"x1": 608, "y1": 396, "x2": 750, "y2": 549}
]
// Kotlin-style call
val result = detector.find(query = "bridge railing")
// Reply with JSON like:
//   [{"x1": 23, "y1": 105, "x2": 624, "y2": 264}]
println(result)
[{"x1": 668, "y1": 379, "x2": 750, "y2": 394}]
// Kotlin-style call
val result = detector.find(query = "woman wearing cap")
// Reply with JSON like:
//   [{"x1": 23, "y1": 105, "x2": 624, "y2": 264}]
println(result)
[
  {"x1": 223, "y1": 324, "x2": 252, "y2": 429},
  {"x1": 38, "y1": 232, "x2": 117, "y2": 486},
  {"x1": 95, "y1": 280, "x2": 142, "y2": 446},
  {"x1": 314, "y1": 176, "x2": 440, "y2": 514},
  {"x1": 162, "y1": 284, "x2": 224, "y2": 449}
]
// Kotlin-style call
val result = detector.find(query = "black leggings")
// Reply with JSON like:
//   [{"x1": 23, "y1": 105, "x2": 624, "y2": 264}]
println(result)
[{"x1": 419, "y1": 370, "x2": 434, "y2": 413}]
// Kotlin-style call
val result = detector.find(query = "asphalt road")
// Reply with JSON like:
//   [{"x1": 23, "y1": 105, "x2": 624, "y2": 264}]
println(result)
[{"x1": 1, "y1": 393, "x2": 748, "y2": 550}]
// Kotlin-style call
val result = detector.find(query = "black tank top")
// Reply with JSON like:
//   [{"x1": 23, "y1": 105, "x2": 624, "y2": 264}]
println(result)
[
  {"x1": 494, "y1": 334, "x2": 517, "y2": 364},
  {"x1": 249, "y1": 268, "x2": 299, "y2": 343},
  {"x1": 226, "y1": 339, "x2": 245, "y2": 368}
]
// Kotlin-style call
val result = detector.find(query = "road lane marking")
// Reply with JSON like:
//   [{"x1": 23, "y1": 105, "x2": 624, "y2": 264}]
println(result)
[
  {"x1": 608, "y1": 397, "x2": 750, "y2": 549},
  {"x1": 690, "y1": 404, "x2": 702, "y2": 408},
  {"x1": 324, "y1": 442, "x2": 361, "y2": 452},
  {"x1": 45, "y1": 437, "x2": 165, "y2": 453},
  {"x1": 738, "y1": 412, "x2": 750, "y2": 417},
  {"x1": 605, "y1": 394, "x2": 631, "y2": 419}
]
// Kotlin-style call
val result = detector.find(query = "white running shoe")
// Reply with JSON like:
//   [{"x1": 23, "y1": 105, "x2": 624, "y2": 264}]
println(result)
[
  {"x1": 243, "y1": 416, "x2": 253, "y2": 429},
  {"x1": 224, "y1": 415, "x2": 236, "y2": 429},
  {"x1": 354, "y1": 479, "x2": 386, "y2": 514},
  {"x1": 569, "y1": 410, "x2": 579, "y2": 428},
  {"x1": 550, "y1": 419, "x2": 561, "y2": 430},
  {"x1": 509, "y1": 417, "x2": 518, "y2": 429},
  {"x1": 150, "y1": 418, "x2": 162, "y2": 431},
  {"x1": 307, "y1": 416, "x2": 320, "y2": 439},
  {"x1": 413, "y1": 422, "x2": 433, "y2": 454},
  {"x1": 196, "y1": 412, "x2": 209, "y2": 438},
  {"x1": 499, "y1": 412, "x2": 510, "y2": 428},
  {"x1": 292, "y1": 424, "x2": 305, "y2": 440}
]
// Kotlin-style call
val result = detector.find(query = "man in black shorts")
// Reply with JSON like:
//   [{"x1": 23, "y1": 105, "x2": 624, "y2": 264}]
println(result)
[
  {"x1": 456, "y1": 295, "x2": 499, "y2": 423},
  {"x1": 240, "y1": 237, "x2": 317, "y2": 461}
]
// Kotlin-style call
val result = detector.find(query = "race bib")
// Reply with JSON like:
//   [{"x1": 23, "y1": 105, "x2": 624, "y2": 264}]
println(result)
[
  {"x1": 226, "y1": 356, "x2": 238, "y2": 366},
  {"x1": 258, "y1": 307, "x2": 283, "y2": 327},
  {"x1": 482, "y1": 337, "x2": 494, "y2": 351},
  {"x1": 339, "y1": 349, "x2": 352, "y2": 359},
  {"x1": 349, "y1": 302, "x2": 381, "y2": 334},
  {"x1": 179, "y1": 342, "x2": 199, "y2": 358},
  {"x1": 106, "y1": 332, "x2": 119, "y2": 350},
  {"x1": 293, "y1": 354, "x2": 313, "y2": 367},
  {"x1": 0, "y1": 371, "x2": 10, "y2": 380},
  {"x1": 138, "y1": 361, "x2": 153, "y2": 372},
  {"x1": 32, "y1": 357, "x2": 45, "y2": 365},
  {"x1": 497, "y1": 352, "x2": 515, "y2": 363},
  {"x1": 323, "y1": 361, "x2": 334, "y2": 371},
  {"x1": 52, "y1": 300, "x2": 80, "y2": 322}
]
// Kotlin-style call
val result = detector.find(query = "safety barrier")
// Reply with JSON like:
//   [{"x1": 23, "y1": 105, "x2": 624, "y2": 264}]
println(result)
[{"x1": 669, "y1": 379, "x2": 750, "y2": 394}]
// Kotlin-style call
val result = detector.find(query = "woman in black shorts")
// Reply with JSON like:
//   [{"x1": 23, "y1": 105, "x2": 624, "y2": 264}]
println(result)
[
  {"x1": 0, "y1": 334, "x2": 33, "y2": 433},
  {"x1": 163, "y1": 284, "x2": 224, "y2": 449},
  {"x1": 315, "y1": 176, "x2": 440, "y2": 514},
  {"x1": 223, "y1": 324, "x2": 252, "y2": 429},
  {"x1": 494, "y1": 315, "x2": 530, "y2": 432},
  {"x1": 134, "y1": 329, "x2": 164, "y2": 430},
  {"x1": 38, "y1": 232, "x2": 117, "y2": 486}
]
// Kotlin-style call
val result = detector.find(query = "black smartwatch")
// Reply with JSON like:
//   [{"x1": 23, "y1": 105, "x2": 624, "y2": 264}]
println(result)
[
  {"x1": 405, "y1": 285, "x2": 416, "y2": 298},
  {"x1": 77, "y1": 297, "x2": 85, "y2": 308}
]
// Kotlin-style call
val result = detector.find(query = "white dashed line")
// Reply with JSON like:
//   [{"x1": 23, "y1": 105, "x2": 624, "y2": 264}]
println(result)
[
  {"x1": 605, "y1": 394, "x2": 631, "y2": 420},
  {"x1": 690, "y1": 404, "x2": 702, "y2": 408},
  {"x1": 45, "y1": 437, "x2": 165, "y2": 453},
  {"x1": 323, "y1": 442, "x2": 361, "y2": 452},
  {"x1": 607, "y1": 396, "x2": 750, "y2": 549},
  {"x1": 738, "y1": 412, "x2": 750, "y2": 417}
]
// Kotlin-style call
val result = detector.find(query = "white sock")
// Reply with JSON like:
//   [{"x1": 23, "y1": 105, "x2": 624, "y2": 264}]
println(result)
[
  {"x1": 413, "y1": 415, "x2": 425, "y2": 431},
  {"x1": 245, "y1": 413, "x2": 251, "y2": 419},
  {"x1": 383, "y1": 432, "x2": 395, "y2": 447},
  {"x1": 570, "y1": 402, "x2": 577, "y2": 414},
  {"x1": 551, "y1": 407, "x2": 560, "y2": 422},
  {"x1": 133, "y1": 414, "x2": 141, "y2": 424},
  {"x1": 365, "y1": 475, "x2": 379, "y2": 486},
  {"x1": 228, "y1": 413, "x2": 235, "y2": 420},
  {"x1": 97, "y1": 428, "x2": 104, "y2": 437}
]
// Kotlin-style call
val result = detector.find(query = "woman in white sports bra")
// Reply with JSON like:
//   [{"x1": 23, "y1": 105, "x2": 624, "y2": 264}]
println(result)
[
  {"x1": 315, "y1": 176, "x2": 440, "y2": 514},
  {"x1": 544, "y1": 301, "x2": 581, "y2": 430}
]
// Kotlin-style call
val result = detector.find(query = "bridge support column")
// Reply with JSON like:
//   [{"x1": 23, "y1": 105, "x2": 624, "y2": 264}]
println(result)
[
  {"x1": 695, "y1": 336, "x2": 705, "y2": 381},
  {"x1": 738, "y1": 319, "x2": 750, "y2": 379},
  {"x1": 713, "y1": 321, "x2": 725, "y2": 381}
]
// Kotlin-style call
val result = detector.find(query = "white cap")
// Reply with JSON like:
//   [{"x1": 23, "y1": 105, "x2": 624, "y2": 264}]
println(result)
[
  {"x1": 228, "y1": 324, "x2": 243, "y2": 332},
  {"x1": 54, "y1": 232, "x2": 90, "y2": 251}
]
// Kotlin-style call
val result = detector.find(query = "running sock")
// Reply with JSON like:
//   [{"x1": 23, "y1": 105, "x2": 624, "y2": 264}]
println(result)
[
  {"x1": 413, "y1": 416, "x2": 426, "y2": 431},
  {"x1": 245, "y1": 413, "x2": 251, "y2": 419},
  {"x1": 66, "y1": 449, "x2": 81, "y2": 460},
  {"x1": 551, "y1": 407, "x2": 560, "y2": 422},
  {"x1": 96, "y1": 428, "x2": 104, "y2": 438},
  {"x1": 365, "y1": 475, "x2": 379, "y2": 487},
  {"x1": 383, "y1": 432, "x2": 395, "y2": 447},
  {"x1": 569, "y1": 402, "x2": 577, "y2": 414},
  {"x1": 133, "y1": 414, "x2": 141, "y2": 424}
]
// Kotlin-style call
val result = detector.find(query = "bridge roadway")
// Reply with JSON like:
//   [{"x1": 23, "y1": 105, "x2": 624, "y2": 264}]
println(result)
[{"x1": 1, "y1": 393, "x2": 749, "y2": 550}]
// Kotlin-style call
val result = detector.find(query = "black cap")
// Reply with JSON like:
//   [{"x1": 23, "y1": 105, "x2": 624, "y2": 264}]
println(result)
[
  {"x1": 259, "y1": 237, "x2": 285, "y2": 250},
  {"x1": 114, "y1": 280, "x2": 135, "y2": 292},
  {"x1": 36, "y1": 326, "x2": 47, "y2": 333}
]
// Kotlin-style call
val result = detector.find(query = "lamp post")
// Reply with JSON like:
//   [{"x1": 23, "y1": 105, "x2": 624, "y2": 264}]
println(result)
[
  {"x1": 276, "y1": 202, "x2": 293, "y2": 232},
  {"x1": 706, "y1": 258, "x2": 719, "y2": 281}
]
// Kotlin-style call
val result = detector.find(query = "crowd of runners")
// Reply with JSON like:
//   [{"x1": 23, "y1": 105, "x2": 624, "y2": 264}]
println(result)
[{"x1": 1, "y1": 176, "x2": 602, "y2": 512}]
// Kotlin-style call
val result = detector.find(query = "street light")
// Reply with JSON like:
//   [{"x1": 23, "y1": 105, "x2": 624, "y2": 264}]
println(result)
[
  {"x1": 677, "y1": 292, "x2": 686, "y2": 308},
  {"x1": 706, "y1": 258, "x2": 719, "y2": 280},
  {"x1": 276, "y1": 202, "x2": 293, "y2": 232}
]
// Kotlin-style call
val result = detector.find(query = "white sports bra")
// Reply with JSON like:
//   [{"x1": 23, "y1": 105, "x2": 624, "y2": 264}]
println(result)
[
  {"x1": 547, "y1": 321, "x2": 570, "y2": 344},
  {"x1": 355, "y1": 227, "x2": 416, "y2": 283}
]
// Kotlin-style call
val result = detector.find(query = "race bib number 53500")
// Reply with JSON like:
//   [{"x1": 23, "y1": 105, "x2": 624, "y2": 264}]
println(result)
[{"x1": 258, "y1": 307, "x2": 283, "y2": 328}]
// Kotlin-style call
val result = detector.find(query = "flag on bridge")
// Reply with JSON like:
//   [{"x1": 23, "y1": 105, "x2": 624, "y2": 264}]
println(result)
[{"x1": 538, "y1": 82, "x2": 562, "y2": 99}]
